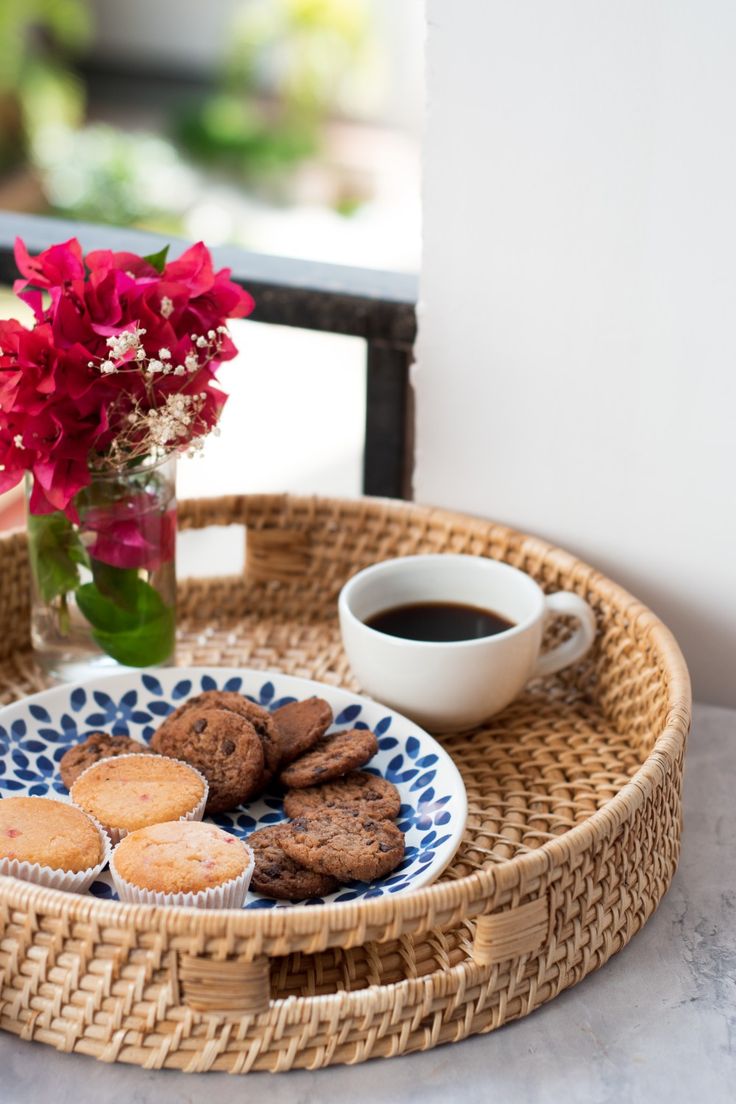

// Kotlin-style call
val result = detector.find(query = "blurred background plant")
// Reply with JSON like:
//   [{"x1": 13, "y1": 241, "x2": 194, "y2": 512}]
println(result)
[
  {"x1": 177, "y1": 0, "x2": 375, "y2": 196},
  {"x1": 0, "y1": 0, "x2": 90, "y2": 177},
  {"x1": 0, "y1": 0, "x2": 421, "y2": 269}
]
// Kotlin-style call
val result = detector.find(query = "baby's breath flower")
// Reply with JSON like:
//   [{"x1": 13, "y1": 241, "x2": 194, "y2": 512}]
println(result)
[
  {"x1": 159, "y1": 348, "x2": 171, "y2": 360},
  {"x1": 196, "y1": 336, "x2": 207, "y2": 348},
  {"x1": 100, "y1": 360, "x2": 118, "y2": 375},
  {"x1": 185, "y1": 353, "x2": 198, "y2": 372},
  {"x1": 145, "y1": 392, "x2": 204, "y2": 448},
  {"x1": 147, "y1": 359, "x2": 164, "y2": 375},
  {"x1": 207, "y1": 329, "x2": 215, "y2": 339},
  {"x1": 106, "y1": 327, "x2": 145, "y2": 362},
  {"x1": 135, "y1": 348, "x2": 146, "y2": 361},
  {"x1": 173, "y1": 364, "x2": 185, "y2": 376}
]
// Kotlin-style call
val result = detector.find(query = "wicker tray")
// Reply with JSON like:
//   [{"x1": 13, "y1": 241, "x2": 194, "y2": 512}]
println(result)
[{"x1": 0, "y1": 494, "x2": 690, "y2": 1073}]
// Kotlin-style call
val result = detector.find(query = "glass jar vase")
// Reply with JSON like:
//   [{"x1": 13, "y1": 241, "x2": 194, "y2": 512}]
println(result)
[{"x1": 26, "y1": 455, "x2": 177, "y2": 682}]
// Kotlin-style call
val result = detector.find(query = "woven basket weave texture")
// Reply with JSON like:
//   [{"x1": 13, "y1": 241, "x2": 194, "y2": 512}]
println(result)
[{"x1": 0, "y1": 494, "x2": 690, "y2": 1072}]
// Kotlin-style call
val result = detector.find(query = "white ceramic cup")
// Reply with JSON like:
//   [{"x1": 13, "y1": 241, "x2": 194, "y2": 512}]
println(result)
[{"x1": 338, "y1": 554, "x2": 597, "y2": 732}]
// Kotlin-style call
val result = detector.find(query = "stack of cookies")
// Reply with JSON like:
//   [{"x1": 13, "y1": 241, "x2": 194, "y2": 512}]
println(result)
[
  {"x1": 249, "y1": 698, "x2": 405, "y2": 900},
  {"x1": 58, "y1": 690, "x2": 407, "y2": 903}
]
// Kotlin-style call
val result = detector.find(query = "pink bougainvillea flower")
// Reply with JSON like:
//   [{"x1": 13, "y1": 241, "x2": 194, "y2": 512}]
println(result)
[
  {"x1": 0, "y1": 236, "x2": 254, "y2": 516},
  {"x1": 13, "y1": 237, "x2": 85, "y2": 291},
  {"x1": 82, "y1": 496, "x2": 176, "y2": 572}
]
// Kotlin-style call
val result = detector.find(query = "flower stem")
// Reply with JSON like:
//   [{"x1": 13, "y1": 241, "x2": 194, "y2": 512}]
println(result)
[{"x1": 58, "y1": 592, "x2": 71, "y2": 637}]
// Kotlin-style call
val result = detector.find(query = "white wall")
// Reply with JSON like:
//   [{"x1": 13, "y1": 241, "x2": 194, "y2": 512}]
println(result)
[{"x1": 417, "y1": 1, "x2": 736, "y2": 706}]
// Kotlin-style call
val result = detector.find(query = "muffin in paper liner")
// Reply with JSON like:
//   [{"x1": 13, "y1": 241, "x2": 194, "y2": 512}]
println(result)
[
  {"x1": 69, "y1": 752, "x2": 209, "y2": 845},
  {"x1": 0, "y1": 798, "x2": 112, "y2": 895},
  {"x1": 110, "y1": 828, "x2": 255, "y2": 909}
]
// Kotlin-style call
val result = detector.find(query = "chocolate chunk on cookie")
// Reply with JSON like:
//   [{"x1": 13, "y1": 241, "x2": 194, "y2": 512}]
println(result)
[
  {"x1": 248, "y1": 824, "x2": 340, "y2": 901},
  {"x1": 59, "y1": 732, "x2": 155, "y2": 789},
  {"x1": 151, "y1": 707, "x2": 264, "y2": 814},
  {"x1": 163, "y1": 690, "x2": 281, "y2": 786},
  {"x1": 279, "y1": 728, "x2": 378, "y2": 789},
  {"x1": 282, "y1": 811, "x2": 405, "y2": 883},
  {"x1": 284, "y1": 771, "x2": 401, "y2": 821},
  {"x1": 272, "y1": 697, "x2": 332, "y2": 766}
]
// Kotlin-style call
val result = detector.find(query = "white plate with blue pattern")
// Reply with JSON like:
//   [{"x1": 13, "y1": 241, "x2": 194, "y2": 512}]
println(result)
[{"x1": 0, "y1": 667, "x2": 467, "y2": 907}]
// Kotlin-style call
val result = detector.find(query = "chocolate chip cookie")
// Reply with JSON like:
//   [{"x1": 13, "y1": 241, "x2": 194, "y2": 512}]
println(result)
[
  {"x1": 283, "y1": 771, "x2": 401, "y2": 821},
  {"x1": 248, "y1": 823, "x2": 340, "y2": 901},
  {"x1": 272, "y1": 697, "x2": 332, "y2": 765},
  {"x1": 162, "y1": 690, "x2": 281, "y2": 786},
  {"x1": 281, "y1": 810, "x2": 405, "y2": 883},
  {"x1": 59, "y1": 732, "x2": 155, "y2": 789},
  {"x1": 150, "y1": 707, "x2": 264, "y2": 814},
  {"x1": 279, "y1": 728, "x2": 378, "y2": 789}
]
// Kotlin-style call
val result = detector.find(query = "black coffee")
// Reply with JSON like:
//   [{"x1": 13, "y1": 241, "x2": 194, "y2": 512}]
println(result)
[{"x1": 365, "y1": 601, "x2": 515, "y2": 643}]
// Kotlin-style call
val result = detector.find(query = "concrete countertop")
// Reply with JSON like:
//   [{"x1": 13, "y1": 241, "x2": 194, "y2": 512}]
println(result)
[{"x1": 1, "y1": 701, "x2": 733, "y2": 1104}]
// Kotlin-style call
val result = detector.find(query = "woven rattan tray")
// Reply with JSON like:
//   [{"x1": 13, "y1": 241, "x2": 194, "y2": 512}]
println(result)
[{"x1": 0, "y1": 494, "x2": 690, "y2": 1072}]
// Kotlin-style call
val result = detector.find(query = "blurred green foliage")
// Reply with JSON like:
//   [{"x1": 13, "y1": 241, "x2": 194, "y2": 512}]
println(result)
[
  {"x1": 34, "y1": 124, "x2": 194, "y2": 228},
  {"x1": 0, "y1": 0, "x2": 91, "y2": 172},
  {"x1": 0, "y1": 0, "x2": 377, "y2": 227},
  {"x1": 177, "y1": 0, "x2": 373, "y2": 186}
]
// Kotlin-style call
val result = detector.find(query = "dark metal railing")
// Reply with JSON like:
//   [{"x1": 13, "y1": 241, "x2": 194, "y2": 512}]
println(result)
[{"x1": 0, "y1": 211, "x2": 417, "y2": 499}]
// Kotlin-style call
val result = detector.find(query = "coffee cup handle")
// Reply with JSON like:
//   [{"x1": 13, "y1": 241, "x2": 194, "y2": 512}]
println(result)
[{"x1": 532, "y1": 592, "x2": 597, "y2": 679}]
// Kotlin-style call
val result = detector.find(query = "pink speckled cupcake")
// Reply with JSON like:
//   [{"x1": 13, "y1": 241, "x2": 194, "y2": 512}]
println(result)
[
  {"x1": 110, "y1": 820, "x2": 254, "y2": 908},
  {"x1": 70, "y1": 753, "x2": 207, "y2": 844},
  {"x1": 0, "y1": 796, "x2": 110, "y2": 894}
]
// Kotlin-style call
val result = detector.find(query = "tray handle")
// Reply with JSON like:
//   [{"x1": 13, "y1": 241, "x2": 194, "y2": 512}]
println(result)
[
  {"x1": 472, "y1": 895, "x2": 550, "y2": 966},
  {"x1": 176, "y1": 953, "x2": 271, "y2": 1015}
]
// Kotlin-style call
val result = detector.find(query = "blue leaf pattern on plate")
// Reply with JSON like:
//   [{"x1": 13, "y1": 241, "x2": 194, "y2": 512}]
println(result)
[{"x1": 335, "y1": 704, "x2": 361, "y2": 725}]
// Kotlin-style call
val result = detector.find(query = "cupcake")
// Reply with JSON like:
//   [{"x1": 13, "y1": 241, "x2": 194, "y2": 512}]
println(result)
[
  {"x1": 0, "y1": 796, "x2": 110, "y2": 894},
  {"x1": 70, "y1": 753, "x2": 208, "y2": 844},
  {"x1": 110, "y1": 820, "x2": 254, "y2": 908}
]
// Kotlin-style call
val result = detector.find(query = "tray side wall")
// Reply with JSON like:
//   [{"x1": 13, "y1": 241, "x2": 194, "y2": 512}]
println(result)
[{"x1": 0, "y1": 721, "x2": 684, "y2": 1070}]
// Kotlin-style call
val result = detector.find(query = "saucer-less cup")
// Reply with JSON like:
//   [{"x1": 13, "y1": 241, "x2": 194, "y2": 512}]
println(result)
[{"x1": 338, "y1": 554, "x2": 597, "y2": 731}]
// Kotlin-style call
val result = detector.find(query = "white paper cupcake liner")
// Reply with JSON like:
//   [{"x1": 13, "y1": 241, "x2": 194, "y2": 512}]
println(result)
[
  {"x1": 0, "y1": 800, "x2": 112, "y2": 895},
  {"x1": 110, "y1": 838, "x2": 254, "y2": 909},
  {"x1": 70, "y1": 753, "x2": 209, "y2": 845}
]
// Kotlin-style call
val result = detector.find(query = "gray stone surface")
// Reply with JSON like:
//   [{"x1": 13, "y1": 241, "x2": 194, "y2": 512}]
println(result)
[{"x1": 1, "y1": 701, "x2": 733, "y2": 1104}]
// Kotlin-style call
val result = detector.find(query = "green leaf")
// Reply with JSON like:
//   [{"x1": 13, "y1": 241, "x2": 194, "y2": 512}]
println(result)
[
  {"x1": 88, "y1": 611, "x2": 175, "y2": 667},
  {"x1": 76, "y1": 575, "x2": 175, "y2": 666},
  {"x1": 27, "y1": 512, "x2": 89, "y2": 603},
  {"x1": 142, "y1": 244, "x2": 169, "y2": 273},
  {"x1": 90, "y1": 559, "x2": 141, "y2": 607}
]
